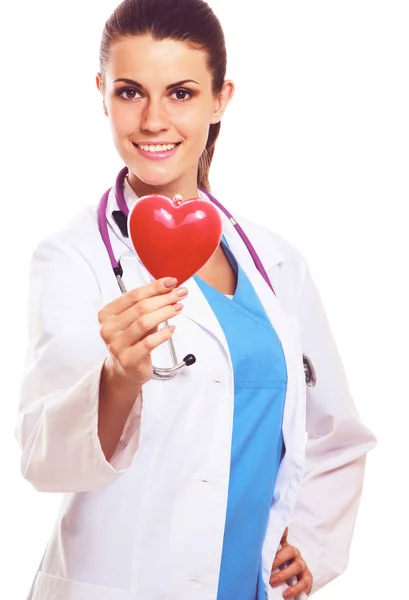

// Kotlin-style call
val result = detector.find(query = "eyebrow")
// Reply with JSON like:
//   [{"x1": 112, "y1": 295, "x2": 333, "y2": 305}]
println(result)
[{"x1": 113, "y1": 78, "x2": 200, "y2": 90}]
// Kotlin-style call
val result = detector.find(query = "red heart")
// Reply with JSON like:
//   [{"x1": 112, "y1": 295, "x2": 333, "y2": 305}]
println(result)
[{"x1": 128, "y1": 194, "x2": 223, "y2": 285}]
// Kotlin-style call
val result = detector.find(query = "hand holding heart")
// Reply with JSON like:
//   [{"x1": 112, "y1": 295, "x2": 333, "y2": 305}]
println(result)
[
  {"x1": 128, "y1": 193, "x2": 223, "y2": 284},
  {"x1": 98, "y1": 193, "x2": 221, "y2": 386},
  {"x1": 98, "y1": 277, "x2": 188, "y2": 386}
]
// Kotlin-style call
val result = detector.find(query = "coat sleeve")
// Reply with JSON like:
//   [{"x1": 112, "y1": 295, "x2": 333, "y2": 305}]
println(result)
[
  {"x1": 16, "y1": 236, "x2": 142, "y2": 494},
  {"x1": 286, "y1": 259, "x2": 377, "y2": 594}
]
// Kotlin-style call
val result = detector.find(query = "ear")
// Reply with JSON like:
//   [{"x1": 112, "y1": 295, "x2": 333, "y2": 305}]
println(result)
[
  {"x1": 210, "y1": 80, "x2": 235, "y2": 125},
  {"x1": 96, "y1": 72, "x2": 108, "y2": 117}
]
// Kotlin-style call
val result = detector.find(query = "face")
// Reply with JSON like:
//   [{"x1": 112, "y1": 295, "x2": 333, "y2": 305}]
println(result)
[{"x1": 97, "y1": 35, "x2": 234, "y2": 197}]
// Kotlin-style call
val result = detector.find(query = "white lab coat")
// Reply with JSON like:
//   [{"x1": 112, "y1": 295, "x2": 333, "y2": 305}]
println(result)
[{"x1": 17, "y1": 181, "x2": 376, "y2": 600}]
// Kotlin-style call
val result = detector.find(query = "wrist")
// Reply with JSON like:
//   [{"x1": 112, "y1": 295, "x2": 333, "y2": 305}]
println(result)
[{"x1": 101, "y1": 358, "x2": 143, "y2": 404}]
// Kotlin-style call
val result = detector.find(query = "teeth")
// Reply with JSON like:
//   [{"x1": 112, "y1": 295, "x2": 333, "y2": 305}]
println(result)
[{"x1": 139, "y1": 143, "x2": 177, "y2": 152}]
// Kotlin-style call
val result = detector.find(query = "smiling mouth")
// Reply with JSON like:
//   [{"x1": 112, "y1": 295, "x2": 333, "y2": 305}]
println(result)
[{"x1": 133, "y1": 142, "x2": 181, "y2": 153}]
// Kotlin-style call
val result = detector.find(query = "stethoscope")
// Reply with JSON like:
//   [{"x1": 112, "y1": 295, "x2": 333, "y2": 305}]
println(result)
[{"x1": 97, "y1": 166, "x2": 316, "y2": 387}]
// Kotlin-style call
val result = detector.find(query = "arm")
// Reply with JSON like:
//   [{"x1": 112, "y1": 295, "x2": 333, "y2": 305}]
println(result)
[
  {"x1": 286, "y1": 261, "x2": 377, "y2": 594},
  {"x1": 98, "y1": 361, "x2": 142, "y2": 462},
  {"x1": 16, "y1": 237, "x2": 142, "y2": 493}
]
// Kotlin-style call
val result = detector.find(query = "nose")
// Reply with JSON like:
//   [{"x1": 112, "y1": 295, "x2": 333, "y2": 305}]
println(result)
[{"x1": 140, "y1": 98, "x2": 169, "y2": 133}]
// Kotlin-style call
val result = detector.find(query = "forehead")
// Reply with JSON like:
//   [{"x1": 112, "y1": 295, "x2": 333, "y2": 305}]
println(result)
[{"x1": 106, "y1": 35, "x2": 211, "y2": 86}]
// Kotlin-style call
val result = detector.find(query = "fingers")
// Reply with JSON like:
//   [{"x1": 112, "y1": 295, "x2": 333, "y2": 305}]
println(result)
[
  {"x1": 108, "y1": 303, "x2": 183, "y2": 352},
  {"x1": 282, "y1": 574, "x2": 313, "y2": 599},
  {"x1": 272, "y1": 543, "x2": 299, "y2": 572},
  {"x1": 270, "y1": 557, "x2": 305, "y2": 587},
  {"x1": 115, "y1": 324, "x2": 176, "y2": 373},
  {"x1": 270, "y1": 542, "x2": 313, "y2": 599},
  {"x1": 98, "y1": 277, "x2": 187, "y2": 384},
  {"x1": 98, "y1": 277, "x2": 179, "y2": 319},
  {"x1": 101, "y1": 287, "x2": 187, "y2": 340},
  {"x1": 120, "y1": 286, "x2": 187, "y2": 330}
]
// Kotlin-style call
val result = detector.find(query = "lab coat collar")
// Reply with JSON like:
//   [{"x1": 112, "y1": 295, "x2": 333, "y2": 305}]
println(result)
[{"x1": 105, "y1": 179, "x2": 135, "y2": 254}]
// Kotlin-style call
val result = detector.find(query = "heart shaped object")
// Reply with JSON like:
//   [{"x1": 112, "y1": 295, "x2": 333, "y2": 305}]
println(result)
[{"x1": 128, "y1": 194, "x2": 223, "y2": 284}]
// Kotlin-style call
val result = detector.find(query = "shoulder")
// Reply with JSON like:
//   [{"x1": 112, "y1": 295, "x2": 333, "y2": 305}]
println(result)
[
  {"x1": 28, "y1": 205, "x2": 109, "y2": 294},
  {"x1": 32, "y1": 205, "x2": 101, "y2": 264}
]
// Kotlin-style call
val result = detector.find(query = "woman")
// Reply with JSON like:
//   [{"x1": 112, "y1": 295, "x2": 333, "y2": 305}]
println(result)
[{"x1": 16, "y1": 1, "x2": 376, "y2": 599}]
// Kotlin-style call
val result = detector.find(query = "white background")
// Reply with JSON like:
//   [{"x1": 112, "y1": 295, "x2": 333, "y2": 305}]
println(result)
[{"x1": 0, "y1": 0, "x2": 408, "y2": 597}]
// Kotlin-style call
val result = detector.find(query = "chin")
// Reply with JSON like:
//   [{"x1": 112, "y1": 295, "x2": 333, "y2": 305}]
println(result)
[{"x1": 131, "y1": 166, "x2": 181, "y2": 190}]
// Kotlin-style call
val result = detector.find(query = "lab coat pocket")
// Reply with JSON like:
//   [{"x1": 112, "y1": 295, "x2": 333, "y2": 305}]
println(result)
[{"x1": 31, "y1": 571, "x2": 131, "y2": 600}]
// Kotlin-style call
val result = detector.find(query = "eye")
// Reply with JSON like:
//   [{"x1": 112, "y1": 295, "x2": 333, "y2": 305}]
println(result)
[
  {"x1": 118, "y1": 88, "x2": 142, "y2": 100},
  {"x1": 170, "y1": 88, "x2": 193, "y2": 102}
]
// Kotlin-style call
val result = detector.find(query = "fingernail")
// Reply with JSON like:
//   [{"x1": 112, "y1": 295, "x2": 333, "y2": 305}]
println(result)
[
  {"x1": 176, "y1": 287, "x2": 188, "y2": 297},
  {"x1": 164, "y1": 277, "x2": 178, "y2": 288},
  {"x1": 174, "y1": 303, "x2": 184, "y2": 311},
  {"x1": 270, "y1": 576, "x2": 280, "y2": 586}
]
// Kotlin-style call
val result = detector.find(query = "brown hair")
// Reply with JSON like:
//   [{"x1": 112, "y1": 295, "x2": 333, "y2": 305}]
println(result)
[{"x1": 100, "y1": 0, "x2": 227, "y2": 191}]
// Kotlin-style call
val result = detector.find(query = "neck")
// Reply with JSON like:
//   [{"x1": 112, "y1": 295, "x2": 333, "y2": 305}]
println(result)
[{"x1": 127, "y1": 170, "x2": 201, "y2": 202}]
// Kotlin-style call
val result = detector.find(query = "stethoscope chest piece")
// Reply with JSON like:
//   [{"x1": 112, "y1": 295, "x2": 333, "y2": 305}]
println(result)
[{"x1": 303, "y1": 354, "x2": 317, "y2": 388}]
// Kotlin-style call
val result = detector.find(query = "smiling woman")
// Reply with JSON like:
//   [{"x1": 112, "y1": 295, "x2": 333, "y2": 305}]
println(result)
[
  {"x1": 15, "y1": 1, "x2": 376, "y2": 600},
  {"x1": 96, "y1": 2, "x2": 234, "y2": 197}
]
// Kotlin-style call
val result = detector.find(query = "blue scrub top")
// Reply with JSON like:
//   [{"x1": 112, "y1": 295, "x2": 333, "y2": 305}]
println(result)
[{"x1": 194, "y1": 242, "x2": 288, "y2": 600}]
